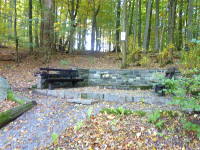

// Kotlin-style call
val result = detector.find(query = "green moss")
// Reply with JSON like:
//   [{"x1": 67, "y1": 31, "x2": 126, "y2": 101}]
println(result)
[
  {"x1": 81, "y1": 93, "x2": 88, "y2": 99},
  {"x1": 0, "y1": 101, "x2": 37, "y2": 128},
  {"x1": 7, "y1": 90, "x2": 25, "y2": 105}
]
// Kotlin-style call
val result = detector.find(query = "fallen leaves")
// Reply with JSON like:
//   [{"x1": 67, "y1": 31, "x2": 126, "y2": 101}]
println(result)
[
  {"x1": 0, "y1": 99, "x2": 18, "y2": 113},
  {"x1": 47, "y1": 112, "x2": 200, "y2": 150}
]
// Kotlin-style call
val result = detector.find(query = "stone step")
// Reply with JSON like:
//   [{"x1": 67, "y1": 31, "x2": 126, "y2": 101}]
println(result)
[
  {"x1": 66, "y1": 98, "x2": 99, "y2": 105},
  {"x1": 33, "y1": 89, "x2": 171, "y2": 105}
]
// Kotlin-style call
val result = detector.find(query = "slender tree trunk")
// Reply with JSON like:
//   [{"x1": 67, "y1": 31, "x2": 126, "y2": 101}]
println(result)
[
  {"x1": 155, "y1": 0, "x2": 160, "y2": 51},
  {"x1": 177, "y1": 0, "x2": 183, "y2": 50},
  {"x1": 133, "y1": 0, "x2": 137, "y2": 46},
  {"x1": 142, "y1": 0, "x2": 153, "y2": 51},
  {"x1": 81, "y1": 18, "x2": 87, "y2": 51},
  {"x1": 121, "y1": 0, "x2": 128, "y2": 68},
  {"x1": 14, "y1": 0, "x2": 19, "y2": 63},
  {"x1": 34, "y1": 18, "x2": 39, "y2": 48},
  {"x1": 138, "y1": 0, "x2": 142, "y2": 47},
  {"x1": 187, "y1": 0, "x2": 193, "y2": 41},
  {"x1": 40, "y1": 0, "x2": 44, "y2": 47},
  {"x1": 91, "y1": 2, "x2": 100, "y2": 51},
  {"x1": 77, "y1": 19, "x2": 82, "y2": 50},
  {"x1": 29, "y1": 0, "x2": 33, "y2": 53},
  {"x1": 115, "y1": 0, "x2": 121, "y2": 52},
  {"x1": 168, "y1": 0, "x2": 176, "y2": 46},
  {"x1": 96, "y1": 27, "x2": 100, "y2": 51},
  {"x1": 128, "y1": 0, "x2": 134, "y2": 35}
]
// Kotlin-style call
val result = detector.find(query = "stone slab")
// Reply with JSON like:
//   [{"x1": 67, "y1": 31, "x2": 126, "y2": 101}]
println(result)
[{"x1": 66, "y1": 99, "x2": 99, "y2": 105}]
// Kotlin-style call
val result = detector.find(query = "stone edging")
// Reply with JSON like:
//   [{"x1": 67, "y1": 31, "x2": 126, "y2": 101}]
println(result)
[{"x1": 33, "y1": 89, "x2": 171, "y2": 105}]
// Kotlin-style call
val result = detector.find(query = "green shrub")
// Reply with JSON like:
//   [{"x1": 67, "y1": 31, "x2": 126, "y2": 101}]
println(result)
[
  {"x1": 51, "y1": 133, "x2": 59, "y2": 145},
  {"x1": 74, "y1": 121, "x2": 84, "y2": 131},
  {"x1": 101, "y1": 108, "x2": 147, "y2": 117},
  {"x1": 132, "y1": 110, "x2": 146, "y2": 117},
  {"x1": 139, "y1": 56, "x2": 151, "y2": 67},
  {"x1": 59, "y1": 59, "x2": 70, "y2": 66},
  {"x1": 148, "y1": 110, "x2": 180, "y2": 130},
  {"x1": 181, "y1": 46, "x2": 200, "y2": 69},
  {"x1": 101, "y1": 107, "x2": 133, "y2": 116},
  {"x1": 182, "y1": 120, "x2": 200, "y2": 140}
]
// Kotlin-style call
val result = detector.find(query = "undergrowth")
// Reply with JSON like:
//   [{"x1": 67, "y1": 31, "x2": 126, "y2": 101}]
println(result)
[{"x1": 7, "y1": 90, "x2": 25, "y2": 105}]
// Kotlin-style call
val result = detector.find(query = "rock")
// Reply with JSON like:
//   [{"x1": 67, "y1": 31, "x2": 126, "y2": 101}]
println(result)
[{"x1": 0, "y1": 77, "x2": 10, "y2": 102}]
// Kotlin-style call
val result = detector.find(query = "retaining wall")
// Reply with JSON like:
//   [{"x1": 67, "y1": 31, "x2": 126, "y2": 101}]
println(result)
[{"x1": 78, "y1": 69, "x2": 166, "y2": 89}]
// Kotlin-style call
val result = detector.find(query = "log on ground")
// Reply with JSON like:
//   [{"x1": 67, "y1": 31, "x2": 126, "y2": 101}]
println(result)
[{"x1": 0, "y1": 101, "x2": 37, "y2": 128}]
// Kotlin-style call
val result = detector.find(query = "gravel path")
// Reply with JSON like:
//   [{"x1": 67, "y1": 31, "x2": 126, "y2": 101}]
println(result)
[{"x1": 0, "y1": 91, "x2": 178, "y2": 150}]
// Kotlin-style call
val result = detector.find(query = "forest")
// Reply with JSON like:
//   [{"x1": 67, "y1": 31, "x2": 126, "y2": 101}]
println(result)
[
  {"x1": 0, "y1": 0, "x2": 199, "y2": 66},
  {"x1": 0, "y1": 0, "x2": 200, "y2": 149}
]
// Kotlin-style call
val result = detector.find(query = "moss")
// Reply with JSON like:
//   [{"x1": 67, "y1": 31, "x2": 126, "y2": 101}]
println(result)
[
  {"x1": 7, "y1": 90, "x2": 25, "y2": 105},
  {"x1": 0, "y1": 101, "x2": 37, "y2": 128},
  {"x1": 81, "y1": 93, "x2": 88, "y2": 99}
]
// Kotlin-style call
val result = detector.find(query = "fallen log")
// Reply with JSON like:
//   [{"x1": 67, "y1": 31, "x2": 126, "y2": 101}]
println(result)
[{"x1": 0, "y1": 101, "x2": 37, "y2": 128}]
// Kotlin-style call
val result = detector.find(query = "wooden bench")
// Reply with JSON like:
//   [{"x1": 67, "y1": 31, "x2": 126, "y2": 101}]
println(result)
[{"x1": 38, "y1": 68, "x2": 84, "y2": 89}]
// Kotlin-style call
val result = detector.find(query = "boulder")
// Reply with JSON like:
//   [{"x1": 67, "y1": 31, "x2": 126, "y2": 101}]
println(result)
[{"x1": 0, "y1": 77, "x2": 10, "y2": 102}]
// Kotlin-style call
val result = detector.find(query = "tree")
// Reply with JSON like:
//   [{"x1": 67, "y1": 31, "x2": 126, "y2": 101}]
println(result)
[
  {"x1": 91, "y1": 0, "x2": 101, "y2": 51},
  {"x1": 138, "y1": 0, "x2": 142, "y2": 47},
  {"x1": 14, "y1": 0, "x2": 19, "y2": 63},
  {"x1": 142, "y1": 0, "x2": 153, "y2": 51},
  {"x1": 121, "y1": 0, "x2": 128, "y2": 68},
  {"x1": 29, "y1": 0, "x2": 33, "y2": 53},
  {"x1": 114, "y1": 0, "x2": 121, "y2": 52},
  {"x1": 155, "y1": 0, "x2": 160, "y2": 51},
  {"x1": 187, "y1": 0, "x2": 193, "y2": 41},
  {"x1": 177, "y1": 0, "x2": 183, "y2": 50},
  {"x1": 168, "y1": 0, "x2": 176, "y2": 46},
  {"x1": 65, "y1": 0, "x2": 80, "y2": 53},
  {"x1": 41, "y1": 0, "x2": 54, "y2": 61}
]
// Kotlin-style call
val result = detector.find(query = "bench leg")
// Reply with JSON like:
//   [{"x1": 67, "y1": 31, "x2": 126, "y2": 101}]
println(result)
[
  {"x1": 72, "y1": 81, "x2": 77, "y2": 87},
  {"x1": 48, "y1": 83, "x2": 53, "y2": 90}
]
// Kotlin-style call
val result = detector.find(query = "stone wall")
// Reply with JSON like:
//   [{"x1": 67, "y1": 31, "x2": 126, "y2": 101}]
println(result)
[{"x1": 78, "y1": 69, "x2": 166, "y2": 89}]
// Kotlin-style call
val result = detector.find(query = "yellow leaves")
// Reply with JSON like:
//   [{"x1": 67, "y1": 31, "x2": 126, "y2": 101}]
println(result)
[
  {"x1": 152, "y1": 147, "x2": 157, "y2": 150},
  {"x1": 152, "y1": 137, "x2": 157, "y2": 142},
  {"x1": 88, "y1": 147, "x2": 93, "y2": 150},
  {"x1": 54, "y1": 22, "x2": 61, "y2": 32},
  {"x1": 182, "y1": 147, "x2": 186, "y2": 150}
]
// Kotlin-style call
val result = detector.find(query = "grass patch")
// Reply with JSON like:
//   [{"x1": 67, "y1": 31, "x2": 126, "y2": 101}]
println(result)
[
  {"x1": 101, "y1": 107, "x2": 146, "y2": 117},
  {"x1": 7, "y1": 90, "x2": 25, "y2": 105}
]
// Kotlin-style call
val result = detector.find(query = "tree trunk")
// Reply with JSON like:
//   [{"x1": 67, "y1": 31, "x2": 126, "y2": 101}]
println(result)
[
  {"x1": 142, "y1": 0, "x2": 153, "y2": 52},
  {"x1": 115, "y1": 0, "x2": 121, "y2": 52},
  {"x1": 29, "y1": 0, "x2": 33, "y2": 53},
  {"x1": 121, "y1": 0, "x2": 128, "y2": 68},
  {"x1": 155, "y1": 0, "x2": 160, "y2": 51},
  {"x1": 177, "y1": 0, "x2": 183, "y2": 50},
  {"x1": 81, "y1": 18, "x2": 87, "y2": 51},
  {"x1": 35, "y1": 18, "x2": 39, "y2": 48},
  {"x1": 14, "y1": 0, "x2": 19, "y2": 63},
  {"x1": 91, "y1": 2, "x2": 100, "y2": 52},
  {"x1": 187, "y1": 0, "x2": 193, "y2": 41},
  {"x1": 138, "y1": 0, "x2": 142, "y2": 47},
  {"x1": 41, "y1": 0, "x2": 54, "y2": 61},
  {"x1": 168, "y1": 0, "x2": 176, "y2": 46},
  {"x1": 40, "y1": 0, "x2": 44, "y2": 47}
]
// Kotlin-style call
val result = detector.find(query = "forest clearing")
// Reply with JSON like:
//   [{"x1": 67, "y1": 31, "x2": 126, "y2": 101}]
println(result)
[{"x1": 0, "y1": 0, "x2": 200, "y2": 149}]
